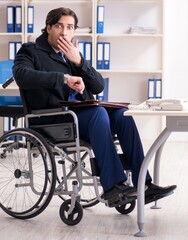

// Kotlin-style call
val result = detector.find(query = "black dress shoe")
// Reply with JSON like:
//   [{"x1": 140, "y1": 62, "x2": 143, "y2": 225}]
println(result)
[
  {"x1": 145, "y1": 183, "x2": 177, "y2": 204},
  {"x1": 103, "y1": 184, "x2": 137, "y2": 200},
  {"x1": 103, "y1": 184, "x2": 137, "y2": 207}
]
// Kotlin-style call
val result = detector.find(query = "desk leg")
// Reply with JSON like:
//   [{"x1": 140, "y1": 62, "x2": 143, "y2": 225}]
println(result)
[
  {"x1": 151, "y1": 141, "x2": 167, "y2": 209},
  {"x1": 134, "y1": 128, "x2": 171, "y2": 237},
  {"x1": 153, "y1": 140, "x2": 167, "y2": 185}
]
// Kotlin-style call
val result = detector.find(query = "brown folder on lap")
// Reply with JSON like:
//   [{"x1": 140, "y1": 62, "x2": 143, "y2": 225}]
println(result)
[{"x1": 59, "y1": 99, "x2": 130, "y2": 109}]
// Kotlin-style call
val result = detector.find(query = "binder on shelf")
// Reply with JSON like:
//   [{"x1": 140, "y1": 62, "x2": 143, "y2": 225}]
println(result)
[
  {"x1": 148, "y1": 79, "x2": 155, "y2": 99},
  {"x1": 28, "y1": 6, "x2": 34, "y2": 33},
  {"x1": 103, "y1": 42, "x2": 110, "y2": 69},
  {"x1": 78, "y1": 42, "x2": 92, "y2": 65},
  {"x1": 15, "y1": 6, "x2": 22, "y2": 32},
  {"x1": 96, "y1": 77, "x2": 109, "y2": 101},
  {"x1": 148, "y1": 78, "x2": 162, "y2": 99},
  {"x1": 7, "y1": 6, "x2": 15, "y2": 32},
  {"x1": 97, "y1": 6, "x2": 104, "y2": 33},
  {"x1": 85, "y1": 42, "x2": 92, "y2": 65},
  {"x1": 78, "y1": 42, "x2": 85, "y2": 56},
  {"x1": 8, "y1": 42, "x2": 22, "y2": 60},
  {"x1": 97, "y1": 42, "x2": 104, "y2": 69},
  {"x1": 155, "y1": 78, "x2": 162, "y2": 98},
  {"x1": 15, "y1": 41, "x2": 22, "y2": 53},
  {"x1": 96, "y1": 42, "x2": 110, "y2": 69},
  {"x1": 8, "y1": 42, "x2": 15, "y2": 60},
  {"x1": 0, "y1": 60, "x2": 14, "y2": 84}
]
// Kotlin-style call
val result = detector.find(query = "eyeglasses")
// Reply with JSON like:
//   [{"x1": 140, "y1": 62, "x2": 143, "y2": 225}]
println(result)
[{"x1": 53, "y1": 22, "x2": 75, "y2": 31}]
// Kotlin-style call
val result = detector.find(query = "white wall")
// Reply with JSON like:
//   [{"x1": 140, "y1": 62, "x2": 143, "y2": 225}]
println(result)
[
  {"x1": 164, "y1": 0, "x2": 188, "y2": 141},
  {"x1": 164, "y1": 0, "x2": 188, "y2": 99}
]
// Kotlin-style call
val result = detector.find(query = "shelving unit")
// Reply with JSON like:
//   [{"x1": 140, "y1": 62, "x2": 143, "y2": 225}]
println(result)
[
  {"x1": 24, "y1": 0, "x2": 94, "y2": 42},
  {"x1": 94, "y1": 0, "x2": 163, "y2": 103},
  {"x1": 0, "y1": 0, "x2": 164, "y2": 139},
  {"x1": 0, "y1": 0, "x2": 24, "y2": 60}
]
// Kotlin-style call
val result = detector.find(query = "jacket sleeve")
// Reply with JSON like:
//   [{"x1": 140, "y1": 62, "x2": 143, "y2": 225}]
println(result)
[
  {"x1": 13, "y1": 43, "x2": 64, "y2": 90},
  {"x1": 70, "y1": 55, "x2": 105, "y2": 95}
]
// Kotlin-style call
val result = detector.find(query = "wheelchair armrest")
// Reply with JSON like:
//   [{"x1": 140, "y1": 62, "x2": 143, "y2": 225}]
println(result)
[{"x1": 31, "y1": 107, "x2": 68, "y2": 115}]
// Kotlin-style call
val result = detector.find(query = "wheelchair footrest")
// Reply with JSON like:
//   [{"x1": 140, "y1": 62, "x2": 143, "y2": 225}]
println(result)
[{"x1": 106, "y1": 193, "x2": 136, "y2": 208}]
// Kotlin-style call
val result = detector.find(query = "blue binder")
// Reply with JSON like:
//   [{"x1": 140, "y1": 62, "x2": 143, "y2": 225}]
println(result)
[
  {"x1": 148, "y1": 78, "x2": 162, "y2": 99},
  {"x1": 15, "y1": 6, "x2": 22, "y2": 32},
  {"x1": 96, "y1": 78, "x2": 109, "y2": 101},
  {"x1": 103, "y1": 42, "x2": 110, "y2": 69},
  {"x1": 78, "y1": 42, "x2": 85, "y2": 57},
  {"x1": 85, "y1": 42, "x2": 92, "y2": 65},
  {"x1": 8, "y1": 41, "x2": 22, "y2": 60},
  {"x1": 97, "y1": 6, "x2": 104, "y2": 33},
  {"x1": 27, "y1": 6, "x2": 34, "y2": 33},
  {"x1": 8, "y1": 42, "x2": 15, "y2": 60},
  {"x1": 7, "y1": 6, "x2": 15, "y2": 32},
  {"x1": 15, "y1": 41, "x2": 22, "y2": 54},
  {"x1": 148, "y1": 78, "x2": 155, "y2": 99},
  {"x1": 0, "y1": 60, "x2": 14, "y2": 84},
  {"x1": 155, "y1": 79, "x2": 162, "y2": 98},
  {"x1": 97, "y1": 42, "x2": 104, "y2": 69}
]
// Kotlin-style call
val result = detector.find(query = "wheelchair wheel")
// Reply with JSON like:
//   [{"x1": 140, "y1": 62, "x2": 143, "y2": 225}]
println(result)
[
  {"x1": 115, "y1": 199, "x2": 136, "y2": 215},
  {"x1": 0, "y1": 128, "x2": 56, "y2": 219},
  {"x1": 56, "y1": 150, "x2": 103, "y2": 208},
  {"x1": 59, "y1": 199, "x2": 83, "y2": 226}
]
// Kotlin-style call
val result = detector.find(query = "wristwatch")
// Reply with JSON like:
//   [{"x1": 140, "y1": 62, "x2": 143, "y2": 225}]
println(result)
[{"x1": 64, "y1": 74, "x2": 70, "y2": 84}]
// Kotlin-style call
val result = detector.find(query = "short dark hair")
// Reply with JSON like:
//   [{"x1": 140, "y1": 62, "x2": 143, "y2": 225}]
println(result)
[{"x1": 42, "y1": 7, "x2": 79, "y2": 33}]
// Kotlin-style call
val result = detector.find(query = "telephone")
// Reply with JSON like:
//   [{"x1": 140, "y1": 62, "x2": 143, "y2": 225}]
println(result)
[{"x1": 146, "y1": 99, "x2": 188, "y2": 111}]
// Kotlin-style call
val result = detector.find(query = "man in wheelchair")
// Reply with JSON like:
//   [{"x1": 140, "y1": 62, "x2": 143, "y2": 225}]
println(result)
[{"x1": 13, "y1": 7, "x2": 176, "y2": 207}]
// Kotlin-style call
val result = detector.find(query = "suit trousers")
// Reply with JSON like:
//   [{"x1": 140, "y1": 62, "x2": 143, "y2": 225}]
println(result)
[{"x1": 73, "y1": 106, "x2": 152, "y2": 192}]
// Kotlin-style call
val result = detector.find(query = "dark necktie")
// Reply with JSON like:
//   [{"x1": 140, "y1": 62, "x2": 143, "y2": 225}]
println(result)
[
  {"x1": 58, "y1": 52, "x2": 66, "y2": 62},
  {"x1": 57, "y1": 51, "x2": 62, "y2": 57}
]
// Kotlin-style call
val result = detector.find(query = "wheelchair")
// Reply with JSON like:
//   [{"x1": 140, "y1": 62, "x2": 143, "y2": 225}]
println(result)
[{"x1": 0, "y1": 90, "x2": 136, "y2": 226}]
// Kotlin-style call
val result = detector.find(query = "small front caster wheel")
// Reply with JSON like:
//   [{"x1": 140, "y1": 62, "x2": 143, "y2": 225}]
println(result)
[
  {"x1": 0, "y1": 153, "x2": 6, "y2": 158},
  {"x1": 59, "y1": 199, "x2": 83, "y2": 226},
  {"x1": 115, "y1": 200, "x2": 136, "y2": 214}
]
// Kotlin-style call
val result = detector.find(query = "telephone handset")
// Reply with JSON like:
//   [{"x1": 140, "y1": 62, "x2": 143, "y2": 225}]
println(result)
[{"x1": 146, "y1": 99, "x2": 188, "y2": 110}]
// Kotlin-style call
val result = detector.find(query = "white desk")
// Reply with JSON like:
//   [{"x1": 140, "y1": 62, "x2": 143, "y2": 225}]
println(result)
[{"x1": 124, "y1": 109, "x2": 188, "y2": 237}]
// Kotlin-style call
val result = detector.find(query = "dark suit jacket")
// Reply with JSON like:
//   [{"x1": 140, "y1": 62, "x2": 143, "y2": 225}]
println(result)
[{"x1": 13, "y1": 32, "x2": 104, "y2": 112}]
